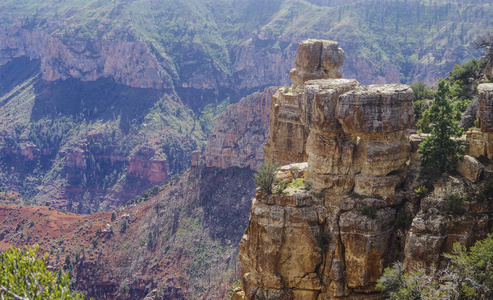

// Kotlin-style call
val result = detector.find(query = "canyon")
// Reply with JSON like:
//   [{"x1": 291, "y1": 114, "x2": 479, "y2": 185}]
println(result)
[
  {"x1": 0, "y1": 1, "x2": 492, "y2": 299},
  {"x1": 0, "y1": 0, "x2": 491, "y2": 213},
  {"x1": 0, "y1": 36, "x2": 492, "y2": 299}
]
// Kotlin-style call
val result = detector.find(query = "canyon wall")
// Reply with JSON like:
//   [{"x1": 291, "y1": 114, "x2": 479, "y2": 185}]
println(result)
[
  {"x1": 236, "y1": 40, "x2": 493, "y2": 300},
  {"x1": 205, "y1": 86, "x2": 277, "y2": 171},
  {"x1": 0, "y1": 26, "x2": 170, "y2": 89}
]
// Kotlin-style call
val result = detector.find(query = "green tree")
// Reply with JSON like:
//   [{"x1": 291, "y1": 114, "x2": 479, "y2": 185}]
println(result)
[
  {"x1": 412, "y1": 82, "x2": 435, "y2": 126},
  {"x1": 377, "y1": 234, "x2": 493, "y2": 299},
  {"x1": 411, "y1": 82, "x2": 434, "y2": 102},
  {"x1": 443, "y1": 234, "x2": 493, "y2": 299},
  {"x1": 473, "y1": 32, "x2": 493, "y2": 65},
  {"x1": 418, "y1": 80, "x2": 464, "y2": 180},
  {"x1": 0, "y1": 245, "x2": 89, "y2": 300},
  {"x1": 253, "y1": 163, "x2": 278, "y2": 194}
]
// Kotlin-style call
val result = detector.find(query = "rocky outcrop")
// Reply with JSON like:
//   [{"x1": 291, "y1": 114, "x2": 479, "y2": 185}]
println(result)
[
  {"x1": 479, "y1": 83, "x2": 493, "y2": 132},
  {"x1": 204, "y1": 86, "x2": 277, "y2": 170},
  {"x1": 466, "y1": 84, "x2": 493, "y2": 160},
  {"x1": 0, "y1": 26, "x2": 169, "y2": 89},
  {"x1": 289, "y1": 40, "x2": 344, "y2": 89},
  {"x1": 237, "y1": 40, "x2": 493, "y2": 300},
  {"x1": 457, "y1": 155, "x2": 483, "y2": 183},
  {"x1": 239, "y1": 40, "x2": 414, "y2": 299},
  {"x1": 128, "y1": 147, "x2": 169, "y2": 183},
  {"x1": 263, "y1": 40, "x2": 348, "y2": 166},
  {"x1": 403, "y1": 177, "x2": 490, "y2": 272}
]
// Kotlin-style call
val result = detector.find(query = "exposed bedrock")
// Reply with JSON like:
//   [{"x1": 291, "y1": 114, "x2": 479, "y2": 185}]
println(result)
[
  {"x1": 0, "y1": 27, "x2": 169, "y2": 89},
  {"x1": 204, "y1": 86, "x2": 277, "y2": 171},
  {"x1": 237, "y1": 41, "x2": 493, "y2": 300},
  {"x1": 289, "y1": 39, "x2": 345, "y2": 89}
]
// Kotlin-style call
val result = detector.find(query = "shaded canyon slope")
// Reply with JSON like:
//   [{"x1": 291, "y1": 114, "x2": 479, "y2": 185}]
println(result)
[
  {"x1": 235, "y1": 40, "x2": 493, "y2": 299},
  {"x1": 0, "y1": 57, "x2": 202, "y2": 212},
  {"x1": 0, "y1": 164, "x2": 255, "y2": 299},
  {"x1": 0, "y1": 85, "x2": 274, "y2": 299}
]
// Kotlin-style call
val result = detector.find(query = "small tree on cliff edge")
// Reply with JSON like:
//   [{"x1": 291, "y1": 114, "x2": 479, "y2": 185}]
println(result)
[
  {"x1": 418, "y1": 80, "x2": 464, "y2": 180},
  {"x1": 253, "y1": 163, "x2": 278, "y2": 194}
]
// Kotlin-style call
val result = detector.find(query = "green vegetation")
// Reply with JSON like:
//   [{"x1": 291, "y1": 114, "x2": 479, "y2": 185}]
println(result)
[
  {"x1": 119, "y1": 219, "x2": 129, "y2": 233},
  {"x1": 290, "y1": 178, "x2": 309, "y2": 189},
  {"x1": 0, "y1": 60, "x2": 205, "y2": 212},
  {"x1": 128, "y1": 185, "x2": 162, "y2": 205},
  {"x1": 0, "y1": 245, "x2": 89, "y2": 299},
  {"x1": 394, "y1": 212, "x2": 412, "y2": 229},
  {"x1": 274, "y1": 179, "x2": 291, "y2": 194},
  {"x1": 228, "y1": 280, "x2": 241, "y2": 300},
  {"x1": 377, "y1": 234, "x2": 493, "y2": 299},
  {"x1": 445, "y1": 193, "x2": 466, "y2": 215},
  {"x1": 413, "y1": 185, "x2": 429, "y2": 199},
  {"x1": 253, "y1": 163, "x2": 278, "y2": 194},
  {"x1": 474, "y1": 118, "x2": 481, "y2": 128},
  {"x1": 273, "y1": 177, "x2": 311, "y2": 194},
  {"x1": 411, "y1": 82, "x2": 434, "y2": 125},
  {"x1": 418, "y1": 80, "x2": 465, "y2": 180},
  {"x1": 411, "y1": 82, "x2": 435, "y2": 102}
]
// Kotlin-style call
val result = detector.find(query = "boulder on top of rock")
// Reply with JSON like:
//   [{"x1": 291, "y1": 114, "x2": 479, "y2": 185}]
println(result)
[{"x1": 289, "y1": 40, "x2": 345, "y2": 89}]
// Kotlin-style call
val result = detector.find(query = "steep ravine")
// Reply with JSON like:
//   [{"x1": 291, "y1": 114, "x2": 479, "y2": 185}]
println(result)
[
  {"x1": 0, "y1": 86, "x2": 273, "y2": 299},
  {"x1": 0, "y1": 163, "x2": 257, "y2": 299}
]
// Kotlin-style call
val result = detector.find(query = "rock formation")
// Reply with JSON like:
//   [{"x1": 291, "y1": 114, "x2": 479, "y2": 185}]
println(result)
[
  {"x1": 236, "y1": 40, "x2": 493, "y2": 299},
  {"x1": 128, "y1": 147, "x2": 169, "y2": 183},
  {"x1": 0, "y1": 26, "x2": 169, "y2": 89},
  {"x1": 289, "y1": 40, "x2": 344, "y2": 89},
  {"x1": 205, "y1": 86, "x2": 277, "y2": 171},
  {"x1": 466, "y1": 84, "x2": 493, "y2": 160}
]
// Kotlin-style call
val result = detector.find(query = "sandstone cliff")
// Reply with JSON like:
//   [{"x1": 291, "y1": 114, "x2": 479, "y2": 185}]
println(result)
[
  {"x1": 205, "y1": 86, "x2": 277, "y2": 171},
  {"x1": 236, "y1": 40, "x2": 493, "y2": 300},
  {"x1": 0, "y1": 26, "x2": 170, "y2": 89}
]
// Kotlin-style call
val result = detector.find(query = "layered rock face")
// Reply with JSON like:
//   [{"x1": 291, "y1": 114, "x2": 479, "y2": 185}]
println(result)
[
  {"x1": 263, "y1": 40, "x2": 346, "y2": 166},
  {"x1": 237, "y1": 41, "x2": 493, "y2": 299},
  {"x1": 289, "y1": 40, "x2": 344, "y2": 89},
  {"x1": 0, "y1": 27, "x2": 168, "y2": 89},
  {"x1": 205, "y1": 86, "x2": 277, "y2": 171},
  {"x1": 466, "y1": 84, "x2": 493, "y2": 160}
]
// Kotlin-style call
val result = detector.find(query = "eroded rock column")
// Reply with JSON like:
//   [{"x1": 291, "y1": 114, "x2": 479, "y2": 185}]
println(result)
[
  {"x1": 335, "y1": 84, "x2": 413, "y2": 200},
  {"x1": 264, "y1": 40, "x2": 345, "y2": 166},
  {"x1": 239, "y1": 39, "x2": 415, "y2": 300},
  {"x1": 303, "y1": 79, "x2": 360, "y2": 193}
]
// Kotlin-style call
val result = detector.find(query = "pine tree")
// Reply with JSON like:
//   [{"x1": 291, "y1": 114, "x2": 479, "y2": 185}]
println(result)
[{"x1": 418, "y1": 80, "x2": 464, "y2": 180}]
